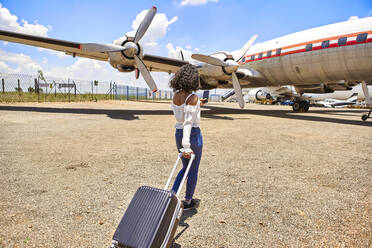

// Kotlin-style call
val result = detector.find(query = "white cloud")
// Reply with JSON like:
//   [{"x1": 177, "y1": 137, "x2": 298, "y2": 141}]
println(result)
[
  {"x1": 166, "y1": 43, "x2": 199, "y2": 64},
  {"x1": 185, "y1": 45, "x2": 192, "y2": 49},
  {"x1": 46, "y1": 58, "x2": 124, "y2": 81},
  {"x1": 194, "y1": 47, "x2": 200, "y2": 51},
  {"x1": 0, "y1": 3, "x2": 51, "y2": 36},
  {"x1": 124, "y1": 10, "x2": 178, "y2": 53},
  {"x1": 347, "y1": 16, "x2": 359, "y2": 21},
  {"x1": 179, "y1": 0, "x2": 218, "y2": 6},
  {"x1": 38, "y1": 48, "x2": 68, "y2": 58},
  {"x1": 0, "y1": 48, "x2": 42, "y2": 74}
]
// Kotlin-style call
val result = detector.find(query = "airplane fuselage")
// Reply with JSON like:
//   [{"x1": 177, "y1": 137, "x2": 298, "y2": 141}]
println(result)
[{"x1": 238, "y1": 17, "x2": 372, "y2": 87}]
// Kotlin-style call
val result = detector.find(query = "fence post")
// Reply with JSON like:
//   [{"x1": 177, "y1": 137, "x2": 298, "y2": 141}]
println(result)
[
  {"x1": 112, "y1": 83, "x2": 115, "y2": 100},
  {"x1": 112, "y1": 83, "x2": 114, "y2": 100},
  {"x1": 145, "y1": 88, "x2": 147, "y2": 100},
  {"x1": 34, "y1": 78, "x2": 40, "y2": 102},
  {"x1": 136, "y1": 87, "x2": 139, "y2": 101},
  {"x1": 126, "y1": 86, "x2": 129, "y2": 100},
  {"x1": 17, "y1": 79, "x2": 21, "y2": 96},
  {"x1": 2, "y1": 78, "x2": 4, "y2": 93},
  {"x1": 91, "y1": 81, "x2": 93, "y2": 100}
]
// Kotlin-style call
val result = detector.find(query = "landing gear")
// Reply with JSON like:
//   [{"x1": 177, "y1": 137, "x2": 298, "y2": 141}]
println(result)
[
  {"x1": 361, "y1": 81, "x2": 371, "y2": 121},
  {"x1": 292, "y1": 100, "x2": 309, "y2": 112}
]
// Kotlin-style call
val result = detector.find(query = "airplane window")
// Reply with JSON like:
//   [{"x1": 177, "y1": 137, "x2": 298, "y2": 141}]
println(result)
[
  {"x1": 267, "y1": 51, "x2": 272, "y2": 57},
  {"x1": 250, "y1": 55, "x2": 255, "y2": 60},
  {"x1": 276, "y1": 48, "x2": 282, "y2": 55},
  {"x1": 306, "y1": 44, "x2": 312, "y2": 51},
  {"x1": 258, "y1": 53, "x2": 263, "y2": 59},
  {"x1": 321, "y1": 40, "x2": 330, "y2": 48},
  {"x1": 338, "y1": 37, "x2": 347, "y2": 46},
  {"x1": 356, "y1": 33, "x2": 367, "y2": 43}
]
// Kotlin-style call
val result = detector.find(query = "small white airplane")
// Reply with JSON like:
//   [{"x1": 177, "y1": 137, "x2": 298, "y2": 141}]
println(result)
[
  {"x1": 244, "y1": 83, "x2": 372, "y2": 105},
  {"x1": 0, "y1": 7, "x2": 371, "y2": 120},
  {"x1": 317, "y1": 93, "x2": 358, "y2": 108},
  {"x1": 303, "y1": 83, "x2": 372, "y2": 101}
]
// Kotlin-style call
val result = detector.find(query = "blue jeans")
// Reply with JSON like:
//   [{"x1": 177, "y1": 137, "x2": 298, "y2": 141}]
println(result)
[{"x1": 171, "y1": 127, "x2": 203, "y2": 200}]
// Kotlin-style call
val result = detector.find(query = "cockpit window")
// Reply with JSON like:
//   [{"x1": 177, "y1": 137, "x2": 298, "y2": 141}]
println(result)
[
  {"x1": 267, "y1": 51, "x2": 272, "y2": 57},
  {"x1": 250, "y1": 55, "x2": 255, "y2": 60},
  {"x1": 258, "y1": 53, "x2": 263, "y2": 59},
  {"x1": 276, "y1": 48, "x2": 282, "y2": 55}
]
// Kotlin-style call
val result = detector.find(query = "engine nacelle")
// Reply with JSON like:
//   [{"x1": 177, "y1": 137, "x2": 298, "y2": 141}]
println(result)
[
  {"x1": 108, "y1": 35, "x2": 143, "y2": 72},
  {"x1": 198, "y1": 64, "x2": 227, "y2": 78},
  {"x1": 246, "y1": 89, "x2": 272, "y2": 101}
]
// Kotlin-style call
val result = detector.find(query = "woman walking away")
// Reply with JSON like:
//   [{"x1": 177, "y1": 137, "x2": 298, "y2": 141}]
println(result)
[{"x1": 170, "y1": 64, "x2": 203, "y2": 210}]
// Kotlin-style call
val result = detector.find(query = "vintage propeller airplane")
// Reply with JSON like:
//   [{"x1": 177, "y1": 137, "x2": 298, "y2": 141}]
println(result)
[{"x1": 0, "y1": 7, "x2": 371, "y2": 120}]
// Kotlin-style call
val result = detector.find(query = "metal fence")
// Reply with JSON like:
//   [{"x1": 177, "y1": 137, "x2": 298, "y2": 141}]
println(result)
[
  {"x1": 0, "y1": 71, "x2": 173, "y2": 103},
  {"x1": 113, "y1": 84, "x2": 173, "y2": 101}
]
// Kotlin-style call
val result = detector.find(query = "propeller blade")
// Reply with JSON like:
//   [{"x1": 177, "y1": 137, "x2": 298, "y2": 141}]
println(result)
[
  {"x1": 233, "y1": 34, "x2": 258, "y2": 62},
  {"x1": 191, "y1": 54, "x2": 227, "y2": 66},
  {"x1": 134, "y1": 54, "x2": 158, "y2": 92},
  {"x1": 81, "y1": 43, "x2": 127, "y2": 52},
  {"x1": 232, "y1": 72, "x2": 245, "y2": 109},
  {"x1": 134, "y1": 6, "x2": 157, "y2": 43}
]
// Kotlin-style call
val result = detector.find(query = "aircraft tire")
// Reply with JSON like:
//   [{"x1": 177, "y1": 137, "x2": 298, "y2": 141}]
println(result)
[
  {"x1": 303, "y1": 101, "x2": 310, "y2": 112},
  {"x1": 362, "y1": 114, "x2": 368, "y2": 121},
  {"x1": 292, "y1": 101, "x2": 301, "y2": 112}
]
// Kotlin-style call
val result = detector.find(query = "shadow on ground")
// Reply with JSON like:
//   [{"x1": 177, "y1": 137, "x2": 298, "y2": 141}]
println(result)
[
  {"x1": 0, "y1": 104, "x2": 371, "y2": 126},
  {"x1": 171, "y1": 208, "x2": 198, "y2": 248}
]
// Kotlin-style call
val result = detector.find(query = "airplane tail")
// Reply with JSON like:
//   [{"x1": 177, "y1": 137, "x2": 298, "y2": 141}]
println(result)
[{"x1": 347, "y1": 92, "x2": 358, "y2": 103}]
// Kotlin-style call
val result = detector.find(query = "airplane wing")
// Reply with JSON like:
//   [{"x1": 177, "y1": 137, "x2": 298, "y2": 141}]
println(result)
[
  {"x1": 142, "y1": 54, "x2": 189, "y2": 74},
  {"x1": 235, "y1": 70, "x2": 269, "y2": 88},
  {"x1": 0, "y1": 29, "x2": 108, "y2": 61}
]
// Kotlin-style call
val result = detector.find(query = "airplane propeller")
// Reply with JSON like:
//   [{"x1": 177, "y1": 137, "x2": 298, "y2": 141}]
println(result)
[
  {"x1": 80, "y1": 7, "x2": 158, "y2": 92},
  {"x1": 191, "y1": 34, "x2": 258, "y2": 108}
]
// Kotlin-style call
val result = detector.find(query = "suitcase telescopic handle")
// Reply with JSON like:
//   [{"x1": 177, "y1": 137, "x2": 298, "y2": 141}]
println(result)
[{"x1": 164, "y1": 153, "x2": 195, "y2": 198}]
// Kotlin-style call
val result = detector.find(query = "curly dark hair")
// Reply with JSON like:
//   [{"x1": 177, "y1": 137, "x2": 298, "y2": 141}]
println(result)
[{"x1": 169, "y1": 64, "x2": 199, "y2": 92}]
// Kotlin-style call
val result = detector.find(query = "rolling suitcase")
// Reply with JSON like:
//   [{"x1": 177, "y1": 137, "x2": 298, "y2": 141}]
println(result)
[{"x1": 111, "y1": 153, "x2": 195, "y2": 248}]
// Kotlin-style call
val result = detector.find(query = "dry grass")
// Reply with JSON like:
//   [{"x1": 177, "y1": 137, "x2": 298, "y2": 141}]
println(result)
[{"x1": 0, "y1": 101, "x2": 371, "y2": 247}]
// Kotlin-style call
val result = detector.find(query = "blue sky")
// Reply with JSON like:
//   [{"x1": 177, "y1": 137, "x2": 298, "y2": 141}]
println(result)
[{"x1": 0, "y1": 0, "x2": 371, "y2": 89}]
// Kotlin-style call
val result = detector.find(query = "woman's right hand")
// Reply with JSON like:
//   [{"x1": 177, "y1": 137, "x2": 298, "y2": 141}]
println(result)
[{"x1": 182, "y1": 151, "x2": 193, "y2": 159}]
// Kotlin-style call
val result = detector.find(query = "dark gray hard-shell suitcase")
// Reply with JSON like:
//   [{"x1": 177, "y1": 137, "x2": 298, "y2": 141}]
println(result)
[{"x1": 111, "y1": 153, "x2": 195, "y2": 248}]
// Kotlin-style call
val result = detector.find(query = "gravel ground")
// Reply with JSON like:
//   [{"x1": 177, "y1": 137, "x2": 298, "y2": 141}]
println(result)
[{"x1": 0, "y1": 101, "x2": 371, "y2": 248}]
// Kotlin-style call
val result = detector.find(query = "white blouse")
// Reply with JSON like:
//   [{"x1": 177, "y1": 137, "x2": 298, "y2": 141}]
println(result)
[{"x1": 171, "y1": 93, "x2": 201, "y2": 153}]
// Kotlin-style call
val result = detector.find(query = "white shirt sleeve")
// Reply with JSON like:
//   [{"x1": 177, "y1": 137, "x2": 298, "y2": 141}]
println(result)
[{"x1": 180, "y1": 104, "x2": 199, "y2": 153}]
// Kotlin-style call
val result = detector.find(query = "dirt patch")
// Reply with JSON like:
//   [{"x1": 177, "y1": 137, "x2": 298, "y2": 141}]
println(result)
[{"x1": 0, "y1": 101, "x2": 371, "y2": 247}]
